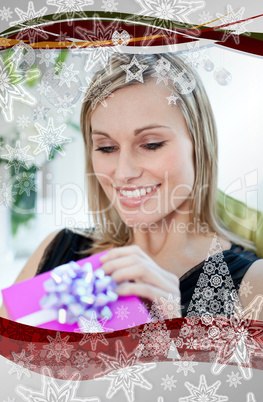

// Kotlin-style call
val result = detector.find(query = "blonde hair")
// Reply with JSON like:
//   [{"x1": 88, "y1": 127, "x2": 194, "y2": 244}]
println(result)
[{"x1": 77, "y1": 52, "x2": 257, "y2": 255}]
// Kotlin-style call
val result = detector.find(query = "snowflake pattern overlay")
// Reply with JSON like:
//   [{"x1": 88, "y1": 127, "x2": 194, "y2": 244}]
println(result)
[
  {"x1": 7, "y1": 349, "x2": 35, "y2": 380},
  {"x1": 47, "y1": 0, "x2": 94, "y2": 25},
  {"x1": 215, "y1": 5, "x2": 252, "y2": 45},
  {"x1": 96, "y1": 339, "x2": 156, "y2": 402},
  {"x1": 179, "y1": 374, "x2": 228, "y2": 402},
  {"x1": 42, "y1": 332, "x2": 74, "y2": 363},
  {"x1": 136, "y1": 0, "x2": 205, "y2": 28},
  {"x1": 0, "y1": 54, "x2": 40, "y2": 122},
  {"x1": 10, "y1": 1, "x2": 48, "y2": 43},
  {"x1": 16, "y1": 366, "x2": 100, "y2": 402},
  {"x1": 29, "y1": 117, "x2": 71, "y2": 161}
]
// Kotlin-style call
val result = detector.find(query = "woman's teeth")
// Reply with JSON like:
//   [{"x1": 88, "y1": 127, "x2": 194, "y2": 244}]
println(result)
[{"x1": 119, "y1": 185, "x2": 158, "y2": 198}]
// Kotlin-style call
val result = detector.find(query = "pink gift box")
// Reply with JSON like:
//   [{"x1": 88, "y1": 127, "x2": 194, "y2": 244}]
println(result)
[{"x1": 2, "y1": 251, "x2": 152, "y2": 332}]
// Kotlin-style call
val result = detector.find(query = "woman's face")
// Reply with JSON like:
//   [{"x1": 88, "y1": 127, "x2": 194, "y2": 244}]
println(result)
[{"x1": 90, "y1": 80, "x2": 195, "y2": 228}]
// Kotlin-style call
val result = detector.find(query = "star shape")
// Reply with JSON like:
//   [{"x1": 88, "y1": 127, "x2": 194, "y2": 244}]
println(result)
[
  {"x1": 29, "y1": 118, "x2": 71, "y2": 161},
  {"x1": 81, "y1": 76, "x2": 114, "y2": 110},
  {"x1": 42, "y1": 331, "x2": 74, "y2": 363},
  {"x1": 1, "y1": 140, "x2": 34, "y2": 174},
  {"x1": 157, "y1": 293, "x2": 181, "y2": 319},
  {"x1": 0, "y1": 54, "x2": 39, "y2": 122},
  {"x1": 54, "y1": 62, "x2": 79, "y2": 88},
  {"x1": 179, "y1": 374, "x2": 228, "y2": 402},
  {"x1": 16, "y1": 366, "x2": 99, "y2": 402},
  {"x1": 78, "y1": 312, "x2": 110, "y2": 351},
  {"x1": 120, "y1": 56, "x2": 148, "y2": 83},
  {"x1": 7, "y1": 349, "x2": 35, "y2": 380},
  {"x1": 14, "y1": 171, "x2": 37, "y2": 196},
  {"x1": 173, "y1": 351, "x2": 198, "y2": 376},
  {"x1": 216, "y1": 5, "x2": 252, "y2": 45},
  {"x1": 166, "y1": 94, "x2": 179, "y2": 106},
  {"x1": 96, "y1": 340, "x2": 156, "y2": 402}
]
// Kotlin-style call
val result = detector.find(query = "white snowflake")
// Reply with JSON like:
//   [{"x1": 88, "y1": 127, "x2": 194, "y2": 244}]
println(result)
[
  {"x1": 183, "y1": 42, "x2": 209, "y2": 69},
  {"x1": 55, "y1": 94, "x2": 76, "y2": 116},
  {"x1": 179, "y1": 375, "x2": 228, "y2": 402},
  {"x1": 42, "y1": 332, "x2": 74, "y2": 363},
  {"x1": 120, "y1": 55, "x2": 148, "y2": 83},
  {"x1": 0, "y1": 54, "x2": 39, "y2": 122},
  {"x1": 161, "y1": 374, "x2": 177, "y2": 391},
  {"x1": 55, "y1": 31, "x2": 70, "y2": 47},
  {"x1": 136, "y1": 0, "x2": 205, "y2": 27},
  {"x1": 1, "y1": 140, "x2": 34, "y2": 173},
  {"x1": 101, "y1": 0, "x2": 118, "y2": 12},
  {"x1": 7, "y1": 349, "x2": 35, "y2": 380},
  {"x1": 81, "y1": 76, "x2": 114, "y2": 110},
  {"x1": 26, "y1": 342, "x2": 37, "y2": 354},
  {"x1": 239, "y1": 281, "x2": 253, "y2": 297},
  {"x1": 0, "y1": 182, "x2": 15, "y2": 207},
  {"x1": 0, "y1": 6, "x2": 13, "y2": 21},
  {"x1": 115, "y1": 304, "x2": 130, "y2": 320},
  {"x1": 17, "y1": 115, "x2": 30, "y2": 130},
  {"x1": 77, "y1": 312, "x2": 110, "y2": 351},
  {"x1": 16, "y1": 366, "x2": 100, "y2": 402},
  {"x1": 14, "y1": 172, "x2": 37, "y2": 196},
  {"x1": 33, "y1": 104, "x2": 50, "y2": 121},
  {"x1": 96, "y1": 339, "x2": 156, "y2": 402},
  {"x1": 76, "y1": 18, "x2": 119, "y2": 72},
  {"x1": 226, "y1": 371, "x2": 242, "y2": 388},
  {"x1": 72, "y1": 350, "x2": 90, "y2": 369},
  {"x1": 47, "y1": 0, "x2": 94, "y2": 25},
  {"x1": 173, "y1": 351, "x2": 198, "y2": 376},
  {"x1": 198, "y1": 11, "x2": 213, "y2": 25},
  {"x1": 166, "y1": 93, "x2": 179, "y2": 106},
  {"x1": 29, "y1": 117, "x2": 71, "y2": 161},
  {"x1": 154, "y1": 293, "x2": 181, "y2": 319},
  {"x1": 54, "y1": 62, "x2": 79, "y2": 88},
  {"x1": 37, "y1": 81, "x2": 52, "y2": 96},
  {"x1": 216, "y1": 5, "x2": 252, "y2": 45},
  {"x1": 10, "y1": 1, "x2": 48, "y2": 43},
  {"x1": 37, "y1": 46, "x2": 57, "y2": 67}
]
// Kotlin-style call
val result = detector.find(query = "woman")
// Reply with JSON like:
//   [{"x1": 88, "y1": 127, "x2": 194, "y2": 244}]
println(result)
[{"x1": 1, "y1": 52, "x2": 262, "y2": 321}]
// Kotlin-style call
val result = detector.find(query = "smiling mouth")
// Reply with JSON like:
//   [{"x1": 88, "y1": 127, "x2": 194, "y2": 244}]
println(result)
[{"x1": 116, "y1": 184, "x2": 161, "y2": 201}]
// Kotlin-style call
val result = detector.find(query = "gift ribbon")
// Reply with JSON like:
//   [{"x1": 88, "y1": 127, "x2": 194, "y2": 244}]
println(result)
[{"x1": 17, "y1": 261, "x2": 118, "y2": 329}]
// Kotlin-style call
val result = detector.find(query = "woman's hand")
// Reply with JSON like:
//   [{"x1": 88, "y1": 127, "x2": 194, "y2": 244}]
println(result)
[{"x1": 99, "y1": 244, "x2": 181, "y2": 319}]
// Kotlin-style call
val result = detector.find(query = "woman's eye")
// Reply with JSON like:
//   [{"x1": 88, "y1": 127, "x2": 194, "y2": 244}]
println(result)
[
  {"x1": 142, "y1": 141, "x2": 166, "y2": 151},
  {"x1": 94, "y1": 142, "x2": 166, "y2": 154},
  {"x1": 94, "y1": 146, "x2": 117, "y2": 153}
]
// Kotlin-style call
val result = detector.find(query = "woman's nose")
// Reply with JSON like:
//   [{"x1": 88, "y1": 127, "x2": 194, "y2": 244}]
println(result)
[{"x1": 114, "y1": 150, "x2": 142, "y2": 182}]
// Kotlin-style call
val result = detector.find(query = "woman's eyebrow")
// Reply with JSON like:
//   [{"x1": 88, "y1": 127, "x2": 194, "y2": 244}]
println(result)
[{"x1": 91, "y1": 124, "x2": 171, "y2": 138}]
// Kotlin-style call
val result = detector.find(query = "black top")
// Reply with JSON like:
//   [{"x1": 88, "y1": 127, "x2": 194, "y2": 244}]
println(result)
[{"x1": 36, "y1": 228, "x2": 260, "y2": 317}]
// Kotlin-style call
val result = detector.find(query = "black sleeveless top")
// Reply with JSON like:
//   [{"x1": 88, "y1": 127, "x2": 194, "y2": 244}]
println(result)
[{"x1": 36, "y1": 228, "x2": 260, "y2": 317}]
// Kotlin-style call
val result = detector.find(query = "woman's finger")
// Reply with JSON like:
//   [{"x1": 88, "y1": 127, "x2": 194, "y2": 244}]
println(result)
[
  {"x1": 100, "y1": 244, "x2": 144, "y2": 263},
  {"x1": 111, "y1": 264, "x2": 178, "y2": 294},
  {"x1": 101, "y1": 254, "x2": 141, "y2": 275}
]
